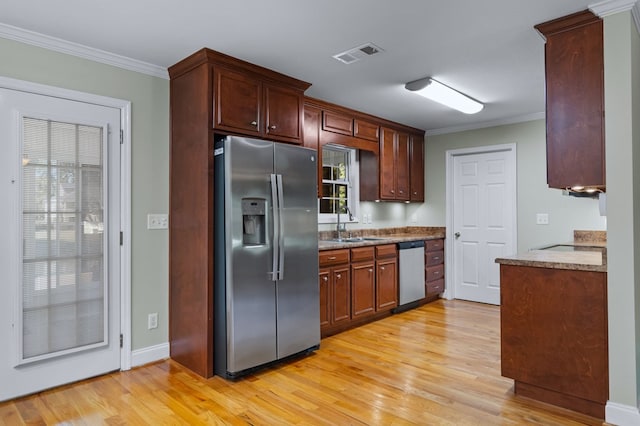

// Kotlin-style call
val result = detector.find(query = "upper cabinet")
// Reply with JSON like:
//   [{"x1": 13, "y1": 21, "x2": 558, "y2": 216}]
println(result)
[
  {"x1": 535, "y1": 10, "x2": 605, "y2": 191},
  {"x1": 409, "y1": 135, "x2": 425, "y2": 202},
  {"x1": 379, "y1": 127, "x2": 410, "y2": 200},
  {"x1": 172, "y1": 48, "x2": 311, "y2": 145}
]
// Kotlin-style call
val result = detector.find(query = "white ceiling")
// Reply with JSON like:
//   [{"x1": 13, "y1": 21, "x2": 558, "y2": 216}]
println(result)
[{"x1": 0, "y1": 0, "x2": 599, "y2": 134}]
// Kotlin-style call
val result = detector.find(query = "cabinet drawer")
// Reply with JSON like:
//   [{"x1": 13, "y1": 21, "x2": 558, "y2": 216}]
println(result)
[
  {"x1": 375, "y1": 244, "x2": 397, "y2": 259},
  {"x1": 426, "y1": 264, "x2": 444, "y2": 282},
  {"x1": 351, "y1": 246, "x2": 375, "y2": 262},
  {"x1": 322, "y1": 111, "x2": 353, "y2": 136},
  {"x1": 425, "y1": 250, "x2": 444, "y2": 266},
  {"x1": 319, "y1": 249, "x2": 350, "y2": 266},
  {"x1": 425, "y1": 239, "x2": 444, "y2": 252},
  {"x1": 426, "y1": 278, "x2": 444, "y2": 295},
  {"x1": 354, "y1": 119, "x2": 379, "y2": 142}
]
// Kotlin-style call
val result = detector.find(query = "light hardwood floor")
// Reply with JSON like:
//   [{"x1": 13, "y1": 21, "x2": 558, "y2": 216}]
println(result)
[{"x1": 0, "y1": 300, "x2": 603, "y2": 425}]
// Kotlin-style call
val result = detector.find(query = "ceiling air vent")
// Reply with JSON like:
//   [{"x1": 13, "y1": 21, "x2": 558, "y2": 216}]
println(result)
[{"x1": 332, "y1": 43, "x2": 384, "y2": 65}]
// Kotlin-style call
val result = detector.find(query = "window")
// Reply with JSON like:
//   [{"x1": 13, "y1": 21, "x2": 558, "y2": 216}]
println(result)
[{"x1": 318, "y1": 145, "x2": 359, "y2": 223}]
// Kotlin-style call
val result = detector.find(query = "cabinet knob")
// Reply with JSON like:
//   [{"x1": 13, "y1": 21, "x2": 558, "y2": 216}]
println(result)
[
  {"x1": 250, "y1": 121, "x2": 258, "y2": 127},
  {"x1": 413, "y1": 191, "x2": 417, "y2": 195},
  {"x1": 323, "y1": 276, "x2": 328, "y2": 282},
  {"x1": 390, "y1": 190, "x2": 395, "y2": 194},
  {"x1": 336, "y1": 273, "x2": 341, "y2": 279},
  {"x1": 369, "y1": 269, "x2": 373, "y2": 273},
  {"x1": 381, "y1": 266, "x2": 385, "y2": 271},
  {"x1": 269, "y1": 124, "x2": 277, "y2": 130},
  {"x1": 399, "y1": 190, "x2": 404, "y2": 194}
]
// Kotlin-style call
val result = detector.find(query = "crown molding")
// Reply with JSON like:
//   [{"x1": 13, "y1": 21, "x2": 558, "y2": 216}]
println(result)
[
  {"x1": 425, "y1": 112, "x2": 545, "y2": 137},
  {"x1": 0, "y1": 23, "x2": 169, "y2": 79},
  {"x1": 589, "y1": 0, "x2": 637, "y2": 17}
]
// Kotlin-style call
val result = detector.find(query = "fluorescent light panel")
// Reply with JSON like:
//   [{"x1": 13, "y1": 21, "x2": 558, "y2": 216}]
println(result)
[{"x1": 405, "y1": 77, "x2": 483, "y2": 114}]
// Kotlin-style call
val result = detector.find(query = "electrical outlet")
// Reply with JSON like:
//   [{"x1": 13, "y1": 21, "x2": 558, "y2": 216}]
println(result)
[
  {"x1": 147, "y1": 214, "x2": 168, "y2": 230},
  {"x1": 148, "y1": 313, "x2": 158, "y2": 329},
  {"x1": 536, "y1": 213, "x2": 549, "y2": 225}
]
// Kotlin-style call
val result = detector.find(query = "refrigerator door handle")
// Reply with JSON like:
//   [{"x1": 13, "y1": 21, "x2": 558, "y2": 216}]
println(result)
[
  {"x1": 275, "y1": 174, "x2": 285, "y2": 280},
  {"x1": 269, "y1": 174, "x2": 280, "y2": 281}
]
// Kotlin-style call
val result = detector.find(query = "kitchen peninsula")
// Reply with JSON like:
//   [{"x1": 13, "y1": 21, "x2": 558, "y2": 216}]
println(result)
[{"x1": 495, "y1": 231, "x2": 607, "y2": 419}]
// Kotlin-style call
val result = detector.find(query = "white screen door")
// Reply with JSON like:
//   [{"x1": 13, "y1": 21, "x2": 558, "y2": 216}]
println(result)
[
  {"x1": 0, "y1": 87, "x2": 121, "y2": 401},
  {"x1": 451, "y1": 147, "x2": 516, "y2": 305}
]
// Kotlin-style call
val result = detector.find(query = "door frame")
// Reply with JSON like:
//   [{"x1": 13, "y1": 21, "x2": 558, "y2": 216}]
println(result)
[
  {"x1": 0, "y1": 75, "x2": 132, "y2": 370},
  {"x1": 444, "y1": 143, "x2": 517, "y2": 301}
]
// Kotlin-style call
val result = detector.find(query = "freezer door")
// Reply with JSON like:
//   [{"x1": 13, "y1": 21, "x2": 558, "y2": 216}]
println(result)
[
  {"x1": 225, "y1": 136, "x2": 278, "y2": 374},
  {"x1": 274, "y1": 144, "x2": 320, "y2": 359}
]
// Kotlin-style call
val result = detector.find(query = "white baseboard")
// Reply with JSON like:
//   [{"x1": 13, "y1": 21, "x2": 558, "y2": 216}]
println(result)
[
  {"x1": 131, "y1": 342, "x2": 170, "y2": 368},
  {"x1": 606, "y1": 401, "x2": 640, "y2": 426}
]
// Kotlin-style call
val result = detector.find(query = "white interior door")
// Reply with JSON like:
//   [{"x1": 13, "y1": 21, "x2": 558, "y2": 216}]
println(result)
[
  {"x1": 451, "y1": 147, "x2": 516, "y2": 305},
  {"x1": 0, "y1": 87, "x2": 121, "y2": 401}
]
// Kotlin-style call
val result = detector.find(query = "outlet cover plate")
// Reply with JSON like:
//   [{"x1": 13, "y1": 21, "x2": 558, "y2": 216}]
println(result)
[{"x1": 147, "y1": 214, "x2": 168, "y2": 230}]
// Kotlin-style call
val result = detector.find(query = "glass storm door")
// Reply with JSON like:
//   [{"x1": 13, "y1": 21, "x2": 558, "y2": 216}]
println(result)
[{"x1": 0, "y1": 87, "x2": 121, "y2": 401}]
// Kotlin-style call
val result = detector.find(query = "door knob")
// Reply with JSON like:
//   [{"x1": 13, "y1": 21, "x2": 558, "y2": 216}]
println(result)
[{"x1": 454, "y1": 232, "x2": 461, "y2": 239}]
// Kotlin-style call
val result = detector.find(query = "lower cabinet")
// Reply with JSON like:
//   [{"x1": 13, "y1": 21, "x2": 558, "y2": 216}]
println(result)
[
  {"x1": 319, "y1": 249, "x2": 351, "y2": 331},
  {"x1": 424, "y1": 238, "x2": 445, "y2": 302},
  {"x1": 376, "y1": 245, "x2": 398, "y2": 310},
  {"x1": 319, "y1": 244, "x2": 399, "y2": 337},
  {"x1": 351, "y1": 247, "x2": 376, "y2": 319}
]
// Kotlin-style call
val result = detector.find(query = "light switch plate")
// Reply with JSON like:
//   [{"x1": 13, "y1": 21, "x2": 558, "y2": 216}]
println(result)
[
  {"x1": 536, "y1": 213, "x2": 549, "y2": 225},
  {"x1": 147, "y1": 214, "x2": 168, "y2": 229}
]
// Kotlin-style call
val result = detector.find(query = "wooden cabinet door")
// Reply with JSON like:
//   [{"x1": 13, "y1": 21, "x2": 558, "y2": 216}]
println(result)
[
  {"x1": 396, "y1": 132, "x2": 410, "y2": 199},
  {"x1": 322, "y1": 111, "x2": 353, "y2": 136},
  {"x1": 319, "y1": 269, "x2": 331, "y2": 329},
  {"x1": 376, "y1": 257, "x2": 398, "y2": 311},
  {"x1": 354, "y1": 119, "x2": 379, "y2": 142},
  {"x1": 379, "y1": 127, "x2": 396, "y2": 199},
  {"x1": 410, "y1": 135, "x2": 424, "y2": 202},
  {"x1": 303, "y1": 105, "x2": 322, "y2": 198},
  {"x1": 332, "y1": 266, "x2": 351, "y2": 324},
  {"x1": 214, "y1": 68, "x2": 261, "y2": 135},
  {"x1": 264, "y1": 84, "x2": 302, "y2": 143},
  {"x1": 537, "y1": 12, "x2": 605, "y2": 189},
  {"x1": 351, "y1": 262, "x2": 375, "y2": 319}
]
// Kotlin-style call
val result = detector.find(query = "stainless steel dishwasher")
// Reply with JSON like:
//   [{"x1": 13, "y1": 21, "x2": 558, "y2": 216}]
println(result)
[{"x1": 396, "y1": 240, "x2": 426, "y2": 312}]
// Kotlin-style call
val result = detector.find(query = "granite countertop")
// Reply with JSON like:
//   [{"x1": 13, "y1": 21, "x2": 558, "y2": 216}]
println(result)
[
  {"x1": 495, "y1": 230, "x2": 607, "y2": 273},
  {"x1": 318, "y1": 226, "x2": 445, "y2": 251}
]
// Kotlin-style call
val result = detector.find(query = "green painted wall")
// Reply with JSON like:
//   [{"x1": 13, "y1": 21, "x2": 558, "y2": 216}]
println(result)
[
  {"x1": 422, "y1": 120, "x2": 605, "y2": 252},
  {"x1": 604, "y1": 11, "x2": 640, "y2": 408},
  {"x1": 0, "y1": 37, "x2": 170, "y2": 351}
]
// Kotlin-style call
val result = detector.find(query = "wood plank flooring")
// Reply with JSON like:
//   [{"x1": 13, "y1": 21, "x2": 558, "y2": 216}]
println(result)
[{"x1": 0, "y1": 300, "x2": 604, "y2": 425}]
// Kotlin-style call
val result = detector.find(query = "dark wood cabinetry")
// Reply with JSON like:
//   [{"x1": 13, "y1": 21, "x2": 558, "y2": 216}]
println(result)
[
  {"x1": 304, "y1": 97, "x2": 425, "y2": 202},
  {"x1": 500, "y1": 264, "x2": 608, "y2": 419},
  {"x1": 409, "y1": 135, "x2": 425, "y2": 202},
  {"x1": 535, "y1": 11, "x2": 605, "y2": 191},
  {"x1": 361, "y1": 128, "x2": 425, "y2": 202},
  {"x1": 424, "y1": 239, "x2": 445, "y2": 301},
  {"x1": 319, "y1": 243, "x2": 399, "y2": 337},
  {"x1": 351, "y1": 247, "x2": 376, "y2": 319},
  {"x1": 375, "y1": 244, "x2": 398, "y2": 310},
  {"x1": 168, "y1": 48, "x2": 310, "y2": 378}
]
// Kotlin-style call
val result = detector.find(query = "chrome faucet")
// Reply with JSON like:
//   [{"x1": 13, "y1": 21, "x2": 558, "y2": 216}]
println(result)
[{"x1": 336, "y1": 205, "x2": 354, "y2": 241}]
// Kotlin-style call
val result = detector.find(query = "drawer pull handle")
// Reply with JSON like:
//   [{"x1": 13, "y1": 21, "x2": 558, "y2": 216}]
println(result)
[
  {"x1": 328, "y1": 256, "x2": 336, "y2": 260},
  {"x1": 433, "y1": 256, "x2": 440, "y2": 260},
  {"x1": 434, "y1": 271, "x2": 440, "y2": 275}
]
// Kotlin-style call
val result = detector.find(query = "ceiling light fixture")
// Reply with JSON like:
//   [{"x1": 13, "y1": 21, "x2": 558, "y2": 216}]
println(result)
[{"x1": 404, "y1": 77, "x2": 484, "y2": 114}]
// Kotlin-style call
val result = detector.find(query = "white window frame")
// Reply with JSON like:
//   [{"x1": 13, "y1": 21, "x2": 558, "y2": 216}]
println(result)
[{"x1": 318, "y1": 145, "x2": 360, "y2": 224}]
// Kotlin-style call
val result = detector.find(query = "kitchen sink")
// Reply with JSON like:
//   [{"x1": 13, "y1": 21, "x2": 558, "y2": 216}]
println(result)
[{"x1": 327, "y1": 237, "x2": 388, "y2": 243}]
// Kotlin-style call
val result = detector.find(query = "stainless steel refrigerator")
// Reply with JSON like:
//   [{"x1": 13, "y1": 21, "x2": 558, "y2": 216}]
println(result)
[{"x1": 213, "y1": 135, "x2": 320, "y2": 378}]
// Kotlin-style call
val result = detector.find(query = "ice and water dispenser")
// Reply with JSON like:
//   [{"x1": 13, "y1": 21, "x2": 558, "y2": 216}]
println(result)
[{"x1": 241, "y1": 198, "x2": 267, "y2": 246}]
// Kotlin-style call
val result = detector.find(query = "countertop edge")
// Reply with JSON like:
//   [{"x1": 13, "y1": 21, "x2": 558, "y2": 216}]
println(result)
[
  {"x1": 495, "y1": 257, "x2": 607, "y2": 273},
  {"x1": 318, "y1": 233, "x2": 445, "y2": 251}
]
